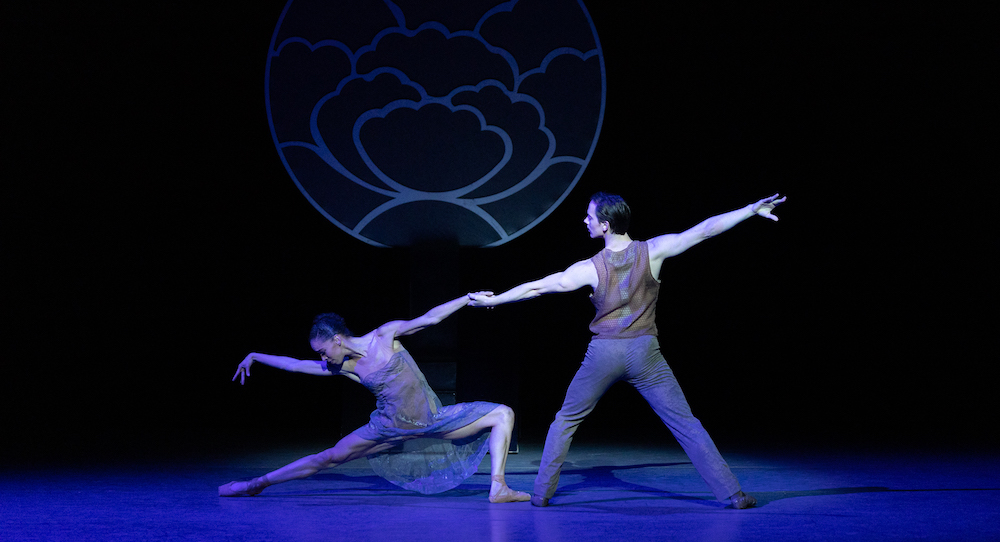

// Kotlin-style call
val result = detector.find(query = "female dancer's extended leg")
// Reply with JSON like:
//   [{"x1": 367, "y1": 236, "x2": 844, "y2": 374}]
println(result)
[
  {"x1": 442, "y1": 405, "x2": 530, "y2": 503},
  {"x1": 219, "y1": 433, "x2": 392, "y2": 497},
  {"x1": 220, "y1": 406, "x2": 527, "y2": 502}
]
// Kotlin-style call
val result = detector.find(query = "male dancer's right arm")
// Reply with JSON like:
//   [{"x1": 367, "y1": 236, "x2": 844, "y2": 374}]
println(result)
[{"x1": 470, "y1": 260, "x2": 598, "y2": 307}]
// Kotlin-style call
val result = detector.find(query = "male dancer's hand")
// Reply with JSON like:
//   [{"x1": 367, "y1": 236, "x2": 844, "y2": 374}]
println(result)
[{"x1": 751, "y1": 193, "x2": 787, "y2": 221}]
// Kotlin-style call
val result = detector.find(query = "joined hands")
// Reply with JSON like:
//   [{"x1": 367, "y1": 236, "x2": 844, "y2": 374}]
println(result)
[{"x1": 467, "y1": 291, "x2": 497, "y2": 308}]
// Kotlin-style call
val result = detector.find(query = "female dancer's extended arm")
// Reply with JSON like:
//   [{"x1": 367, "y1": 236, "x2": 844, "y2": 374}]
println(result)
[
  {"x1": 232, "y1": 352, "x2": 359, "y2": 384},
  {"x1": 376, "y1": 292, "x2": 486, "y2": 339}
]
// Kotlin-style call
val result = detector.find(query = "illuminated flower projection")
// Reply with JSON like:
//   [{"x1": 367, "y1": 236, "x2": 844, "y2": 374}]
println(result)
[{"x1": 266, "y1": 0, "x2": 605, "y2": 247}]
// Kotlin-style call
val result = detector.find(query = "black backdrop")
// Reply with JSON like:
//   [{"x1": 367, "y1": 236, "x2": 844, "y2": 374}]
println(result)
[{"x1": 5, "y1": 1, "x2": 995, "y2": 464}]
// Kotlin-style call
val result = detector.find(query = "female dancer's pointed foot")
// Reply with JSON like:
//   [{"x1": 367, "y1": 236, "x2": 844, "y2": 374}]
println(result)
[
  {"x1": 488, "y1": 475, "x2": 530, "y2": 503},
  {"x1": 219, "y1": 481, "x2": 251, "y2": 497},
  {"x1": 219, "y1": 477, "x2": 268, "y2": 497},
  {"x1": 489, "y1": 485, "x2": 531, "y2": 503}
]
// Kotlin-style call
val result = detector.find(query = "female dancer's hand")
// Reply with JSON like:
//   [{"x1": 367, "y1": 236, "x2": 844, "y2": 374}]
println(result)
[{"x1": 233, "y1": 353, "x2": 256, "y2": 385}]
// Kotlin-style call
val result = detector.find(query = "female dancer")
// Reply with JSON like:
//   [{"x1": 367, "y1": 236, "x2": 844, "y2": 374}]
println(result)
[{"x1": 219, "y1": 293, "x2": 529, "y2": 503}]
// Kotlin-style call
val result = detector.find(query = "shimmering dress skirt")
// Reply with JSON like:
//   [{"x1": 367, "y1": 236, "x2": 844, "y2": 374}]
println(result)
[{"x1": 351, "y1": 349, "x2": 497, "y2": 494}]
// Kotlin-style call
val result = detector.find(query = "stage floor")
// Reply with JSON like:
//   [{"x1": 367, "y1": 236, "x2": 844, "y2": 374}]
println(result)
[{"x1": 3, "y1": 441, "x2": 998, "y2": 541}]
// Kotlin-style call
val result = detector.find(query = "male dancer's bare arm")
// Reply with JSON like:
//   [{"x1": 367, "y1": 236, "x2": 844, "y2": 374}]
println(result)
[
  {"x1": 469, "y1": 260, "x2": 598, "y2": 307},
  {"x1": 647, "y1": 193, "x2": 786, "y2": 262}
]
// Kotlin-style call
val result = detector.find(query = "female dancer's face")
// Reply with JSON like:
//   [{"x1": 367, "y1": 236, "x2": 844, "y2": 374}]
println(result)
[{"x1": 311, "y1": 337, "x2": 345, "y2": 364}]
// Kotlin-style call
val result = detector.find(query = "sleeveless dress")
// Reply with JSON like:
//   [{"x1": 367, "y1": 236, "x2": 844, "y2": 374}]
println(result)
[{"x1": 349, "y1": 348, "x2": 498, "y2": 494}]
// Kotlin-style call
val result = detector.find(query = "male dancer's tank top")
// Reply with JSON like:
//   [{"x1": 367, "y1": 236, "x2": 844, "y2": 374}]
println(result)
[{"x1": 589, "y1": 241, "x2": 660, "y2": 338}]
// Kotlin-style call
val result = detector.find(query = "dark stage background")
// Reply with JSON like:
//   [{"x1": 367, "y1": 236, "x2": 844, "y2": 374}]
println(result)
[{"x1": 5, "y1": 2, "x2": 995, "y2": 464}]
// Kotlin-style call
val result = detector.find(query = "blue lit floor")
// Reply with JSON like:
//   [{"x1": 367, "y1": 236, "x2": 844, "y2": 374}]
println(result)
[{"x1": 3, "y1": 442, "x2": 998, "y2": 541}]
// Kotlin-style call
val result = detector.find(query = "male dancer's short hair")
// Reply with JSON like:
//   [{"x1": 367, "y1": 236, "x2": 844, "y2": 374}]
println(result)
[{"x1": 590, "y1": 192, "x2": 631, "y2": 234}]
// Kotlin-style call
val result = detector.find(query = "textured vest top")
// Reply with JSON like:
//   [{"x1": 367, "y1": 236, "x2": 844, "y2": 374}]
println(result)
[{"x1": 588, "y1": 241, "x2": 660, "y2": 338}]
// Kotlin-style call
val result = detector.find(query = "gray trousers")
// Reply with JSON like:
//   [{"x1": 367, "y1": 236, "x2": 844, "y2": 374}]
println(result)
[{"x1": 533, "y1": 335, "x2": 742, "y2": 501}]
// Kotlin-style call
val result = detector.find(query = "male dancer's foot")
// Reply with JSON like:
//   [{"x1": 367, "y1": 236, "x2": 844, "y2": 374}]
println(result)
[
  {"x1": 530, "y1": 494, "x2": 549, "y2": 507},
  {"x1": 729, "y1": 490, "x2": 757, "y2": 509}
]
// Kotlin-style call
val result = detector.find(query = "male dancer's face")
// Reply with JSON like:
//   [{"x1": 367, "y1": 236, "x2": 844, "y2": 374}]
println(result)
[{"x1": 584, "y1": 201, "x2": 606, "y2": 239}]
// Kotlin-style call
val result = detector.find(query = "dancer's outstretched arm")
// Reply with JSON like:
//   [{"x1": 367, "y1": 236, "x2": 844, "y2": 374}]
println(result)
[
  {"x1": 376, "y1": 292, "x2": 488, "y2": 339},
  {"x1": 468, "y1": 259, "x2": 597, "y2": 308},
  {"x1": 647, "y1": 193, "x2": 786, "y2": 262},
  {"x1": 232, "y1": 352, "x2": 354, "y2": 385}
]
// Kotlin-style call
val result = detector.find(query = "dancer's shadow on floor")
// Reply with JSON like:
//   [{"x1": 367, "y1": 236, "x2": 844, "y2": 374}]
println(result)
[
  {"x1": 525, "y1": 462, "x2": 914, "y2": 509},
  {"x1": 749, "y1": 486, "x2": 1000, "y2": 507},
  {"x1": 531, "y1": 461, "x2": 1000, "y2": 508},
  {"x1": 536, "y1": 461, "x2": 723, "y2": 507},
  {"x1": 268, "y1": 472, "x2": 489, "y2": 499},
  {"x1": 249, "y1": 464, "x2": 1000, "y2": 505}
]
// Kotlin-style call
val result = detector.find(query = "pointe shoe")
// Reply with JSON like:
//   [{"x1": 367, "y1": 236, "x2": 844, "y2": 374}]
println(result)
[
  {"x1": 488, "y1": 475, "x2": 531, "y2": 503},
  {"x1": 530, "y1": 494, "x2": 549, "y2": 507},
  {"x1": 219, "y1": 477, "x2": 267, "y2": 497},
  {"x1": 219, "y1": 481, "x2": 249, "y2": 497},
  {"x1": 489, "y1": 486, "x2": 531, "y2": 503},
  {"x1": 729, "y1": 490, "x2": 757, "y2": 509}
]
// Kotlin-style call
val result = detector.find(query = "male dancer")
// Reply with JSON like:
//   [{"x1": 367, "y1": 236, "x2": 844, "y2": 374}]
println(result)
[{"x1": 470, "y1": 192, "x2": 785, "y2": 509}]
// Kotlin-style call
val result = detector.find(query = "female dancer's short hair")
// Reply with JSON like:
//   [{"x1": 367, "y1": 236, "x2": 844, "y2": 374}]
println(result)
[{"x1": 310, "y1": 313, "x2": 352, "y2": 341}]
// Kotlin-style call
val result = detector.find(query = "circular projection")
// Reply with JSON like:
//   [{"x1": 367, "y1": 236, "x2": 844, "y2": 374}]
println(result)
[{"x1": 266, "y1": 0, "x2": 605, "y2": 247}]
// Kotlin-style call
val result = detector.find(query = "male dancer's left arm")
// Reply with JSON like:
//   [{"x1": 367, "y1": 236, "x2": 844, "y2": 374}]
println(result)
[{"x1": 647, "y1": 193, "x2": 786, "y2": 263}]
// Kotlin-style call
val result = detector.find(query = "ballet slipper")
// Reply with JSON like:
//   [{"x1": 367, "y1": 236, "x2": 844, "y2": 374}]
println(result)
[
  {"x1": 218, "y1": 482, "x2": 244, "y2": 497},
  {"x1": 488, "y1": 475, "x2": 531, "y2": 503},
  {"x1": 219, "y1": 476, "x2": 269, "y2": 497}
]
